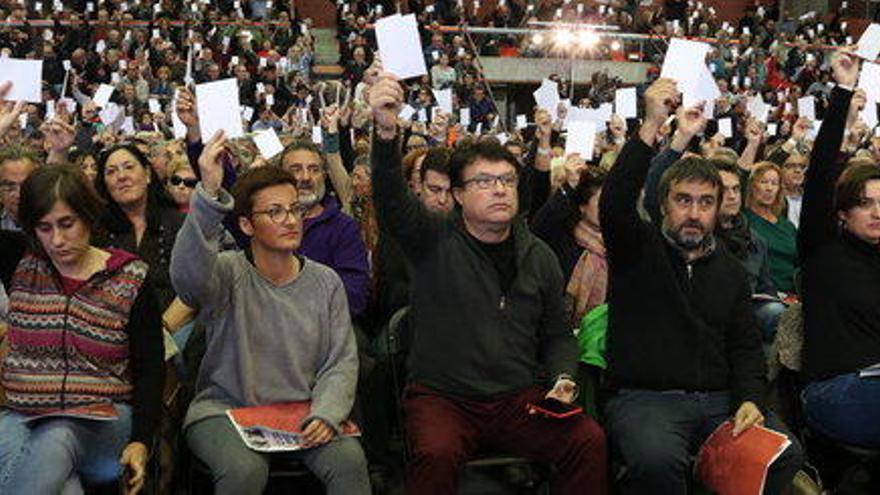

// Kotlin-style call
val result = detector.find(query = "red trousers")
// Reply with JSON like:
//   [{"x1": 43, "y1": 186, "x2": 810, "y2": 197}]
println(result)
[{"x1": 404, "y1": 383, "x2": 608, "y2": 495}]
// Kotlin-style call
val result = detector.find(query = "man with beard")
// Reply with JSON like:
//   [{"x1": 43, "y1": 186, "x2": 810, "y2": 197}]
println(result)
[
  {"x1": 280, "y1": 141, "x2": 370, "y2": 318},
  {"x1": 599, "y1": 78, "x2": 803, "y2": 494}
]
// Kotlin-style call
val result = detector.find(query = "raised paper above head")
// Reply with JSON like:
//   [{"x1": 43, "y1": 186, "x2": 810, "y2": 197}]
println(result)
[
  {"x1": 92, "y1": 83, "x2": 116, "y2": 108},
  {"x1": 253, "y1": 128, "x2": 285, "y2": 160},
  {"x1": 855, "y1": 23, "x2": 880, "y2": 61},
  {"x1": 196, "y1": 78, "x2": 244, "y2": 140},
  {"x1": 614, "y1": 87, "x2": 637, "y2": 119},
  {"x1": 858, "y1": 61, "x2": 880, "y2": 103},
  {"x1": 660, "y1": 38, "x2": 713, "y2": 98},
  {"x1": 565, "y1": 121, "x2": 597, "y2": 159},
  {"x1": 533, "y1": 79, "x2": 560, "y2": 117},
  {"x1": 0, "y1": 58, "x2": 43, "y2": 103},
  {"x1": 375, "y1": 14, "x2": 427, "y2": 79},
  {"x1": 797, "y1": 95, "x2": 816, "y2": 121},
  {"x1": 434, "y1": 88, "x2": 453, "y2": 115}
]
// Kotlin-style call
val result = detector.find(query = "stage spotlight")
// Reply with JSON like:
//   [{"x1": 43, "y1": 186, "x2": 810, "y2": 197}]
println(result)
[
  {"x1": 555, "y1": 29, "x2": 573, "y2": 46},
  {"x1": 577, "y1": 30, "x2": 599, "y2": 47},
  {"x1": 610, "y1": 40, "x2": 622, "y2": 51},
  {"x1": 532, "y1": 33, "x2": 544, "y2": 45}
]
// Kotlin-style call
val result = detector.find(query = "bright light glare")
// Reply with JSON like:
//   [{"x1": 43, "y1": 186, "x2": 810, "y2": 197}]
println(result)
[
  {"x1": 532, "y1": 33, "x2": 544, "y2": 45},
  {"x1": 610, "y1": 40, "x2": 622, "y2": 51},
  {"x1": 577, "y1": 30, "x2": 599, "y2": 47},
  {"x1": 555, "y1": 30, "x2": 573, "y2": 46}
]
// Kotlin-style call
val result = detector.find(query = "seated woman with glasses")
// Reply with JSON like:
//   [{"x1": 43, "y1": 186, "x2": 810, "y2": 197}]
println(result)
[
  {"x1": 0, "y1": 165, "x2": 163, "y2": 494},
  {"x1": 170, "y1": 132, "x2": 369, "y2": 494}
]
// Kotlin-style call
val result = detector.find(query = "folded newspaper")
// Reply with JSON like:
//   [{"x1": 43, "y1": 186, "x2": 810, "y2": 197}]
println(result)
[{"x1": 227, "y1": 401, "x2": 361, "y2": 452}]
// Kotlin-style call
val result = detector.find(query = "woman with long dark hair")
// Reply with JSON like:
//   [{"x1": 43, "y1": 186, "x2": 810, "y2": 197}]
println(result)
[{"x1": 0, "y1": 165, "x2": 162, "y2": 493}]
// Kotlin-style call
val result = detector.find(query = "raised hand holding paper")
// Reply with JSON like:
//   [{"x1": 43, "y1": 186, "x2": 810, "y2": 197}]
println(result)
[
  {"x1": 196, "y1": 78, "x2": 244, "y2": 140},
  {"x1": 0, "y1": 59, "x2": 43, "y2": 103},
  {"x1": 533, "y1": 79, "x2": 560, "y2": 118},
  {"x1": 797, "y1": 96, "x2": 815, "y2": 121},
  {"x1": 375, "y1": 14, "x2": 427, "y2": 79},
  {"x1": 565, "y1": 121, "x2": 597, "y2": 159}
]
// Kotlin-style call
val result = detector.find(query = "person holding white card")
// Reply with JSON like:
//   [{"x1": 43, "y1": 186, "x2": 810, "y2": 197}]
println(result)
[
  {"x1": 599, "y1": 78, "x2": 803, "y2": 494},
  {"x1": 799, "y1": 49, "x2": 880, "y2": 451},
  {"x1": 369, "y1": 72, "x2": 608, "y2": 495}
]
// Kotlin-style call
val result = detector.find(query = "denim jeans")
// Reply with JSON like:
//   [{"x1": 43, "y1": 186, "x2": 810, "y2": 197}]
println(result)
[
  {"x1": 753, "y1": 301, "x2": 787, "y2": 342},
  {"x1": 186, "y1": 415, "x2": 370, "y2": 495},
  {"x1": 605, "y1": 389, "x2": 803, "y2": 495},
  {"x1": 0, "y1": 403, "x2": 132, "y2": 494},
  {"x1": 802, "y1": 372, "x2": 880, "y2": 448}
]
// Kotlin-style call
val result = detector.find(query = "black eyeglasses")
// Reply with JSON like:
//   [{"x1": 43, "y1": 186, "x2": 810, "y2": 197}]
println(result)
[
  {"x1": 169, "y1": 175, "x2": 198, "y2": 188},
  {"x1": 251, "y1": 204, "x2": 309, "y2": 224}
]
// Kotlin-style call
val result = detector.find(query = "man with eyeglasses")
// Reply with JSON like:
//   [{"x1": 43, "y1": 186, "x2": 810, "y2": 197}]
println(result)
[
  {"x1": 368, "y1": 73, "x2": 608, "y2": 494},
  {"x1": 599, "y1": 78, "x2": 802, "y2": 494},
  {"x1": 0, "y1": 145, "x2": 38, "y2": 232},
  {"x1": 169, "y1": 132, "x2": 370, "y2": 494}
]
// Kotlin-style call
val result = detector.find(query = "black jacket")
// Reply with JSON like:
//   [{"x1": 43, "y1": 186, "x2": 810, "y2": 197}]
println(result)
[
  {"x1": 600, "y1": 138, "x2": 766, "y2": 407},
  {"x1": 799, "y1": 87, "x2": 880, "y2": 381},
  {"x1": 371, "y1": 136, "x2": 577, "y2": 398}
]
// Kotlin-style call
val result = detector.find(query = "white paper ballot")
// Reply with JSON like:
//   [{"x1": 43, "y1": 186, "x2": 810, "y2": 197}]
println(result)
[
  {"x1": 375, "y1": 14, "x2": 427, "y2": 79},
  {"x1": 661, "y1": 38, "x2": 712, "y2": 99},
  {"x1": 614, "y1": 87, "x2": 637, "y2": 119},
  {"x1": 516, "y1": 114, "x2": 527, "y2": 129},
  {"x1": 92, "y1": 83, "x2": 115, "y2": 107},
  {"x1": 311, "y1": 125, "x2": 323, "y2": 145},
  {"x1": 767, "y1": 122, "x2": 778, "y2": 136},
  {"x1": 533, "y1": 79, "x2": 560, "y2": 118},
  {"x1": 855, "y1": 24, "x2": 880, "y2": 61},
  {"x1": 0, "y1": 59, "x2": 43, "y2": 103},
  {"x1": 858, "y1": 61, "x2": 880, "y2": 105},
  {"x1": 717, "y1": 118, "x2": 733, "y2": 138},
  {"x1": 861, "y1": 101, "x2": 879, "y2": 129},
  {"x1": 253, "y1": 128, "x2": 284, "y2": 159},
  {"x1": 747, "y1": 95, "x2": 770, "y2": 123},
  {"x1": 398, "y1": 104, "x2": 416, "y2": 121},
  {"x1": 98, "y1": 102, "x2": 122, "y2": 127},
  {"x1": 241, "y1": 106, "x2": 255, "y2": 122},
  {"x1": 565, "y1": 121, "x2": 597, "y2": 159},
  {"x1": 148, "y1": 98, "x2": 161, "y2": 114},
  {"x1": 196, "y1": 78, "x2": 244, "y2": 139},
  {"x1": 798, "y1": 96, "x2": 816, "y2": 121},
  {"x1": 459, "y1": 107, "x2": 471, "y2": 126},
  {"x1": 433, "y1": 89, "x2": 453, "y2": 115}
]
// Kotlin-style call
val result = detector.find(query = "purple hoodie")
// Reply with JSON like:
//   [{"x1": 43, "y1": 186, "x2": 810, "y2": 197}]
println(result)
[{"x1": 300, "y1": 196, "x2": 370, "y2": 317}]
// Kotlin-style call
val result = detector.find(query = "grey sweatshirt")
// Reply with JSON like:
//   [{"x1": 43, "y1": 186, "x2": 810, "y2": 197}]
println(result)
[{"x1": 172, "y1": 185, "x2": 358, "y2": 432}]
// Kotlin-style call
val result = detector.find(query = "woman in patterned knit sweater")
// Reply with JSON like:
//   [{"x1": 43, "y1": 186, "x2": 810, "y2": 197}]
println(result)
[{"x1": 0, "y1": 165, "x2": 163, "y2": 494}]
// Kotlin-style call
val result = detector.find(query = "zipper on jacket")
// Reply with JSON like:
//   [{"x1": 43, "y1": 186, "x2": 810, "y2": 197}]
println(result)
[{"x1": 686, "y1": 263, "x2": 693, "y2": 280}]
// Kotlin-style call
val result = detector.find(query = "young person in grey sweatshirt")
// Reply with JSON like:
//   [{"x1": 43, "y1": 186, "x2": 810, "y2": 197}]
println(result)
[{"x1": 170, "y1": 131, "x2": 369, "y2": 495}]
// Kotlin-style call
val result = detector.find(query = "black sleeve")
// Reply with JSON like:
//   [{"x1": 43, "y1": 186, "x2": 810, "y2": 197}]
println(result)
[
  {"x1": 531, "y1": 186, "x2": 575, "y2": 248},
  {"x1": 798, "y1": 86, "x2": 853, "y2": 260},
  {"x1": 339, "y1": 124, "x2": 356, "y2": 173},
  {"x1": 127, "y1": 279, "x2": 164, "y2": 446},
  {"x1": 599, "y1": 137, "x2": 655, "y2": 265},
  {"x1": 0, "y1": 231, "x2": 27, "y2": 287},
  {"x1": 371, "y1": 135, "x2": 445, "y2": 260}
]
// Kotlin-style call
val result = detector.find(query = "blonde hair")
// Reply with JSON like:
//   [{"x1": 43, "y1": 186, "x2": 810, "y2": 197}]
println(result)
[
  {"x1": 746, "y1": 161, "x2": 785, "y2": 216},
  {"x1": 165, "y1": 156, "x2": 192, "y2": 179}
]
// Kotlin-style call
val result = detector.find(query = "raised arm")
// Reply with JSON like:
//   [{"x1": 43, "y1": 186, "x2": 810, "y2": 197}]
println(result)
[
  {"x1": 170, "y1": 131, "x2": 230, "y2": 308},
  {"x1": 644, "y1": 105, "x2": 707, "y2": 224},
  {"x1": 369, "y1": 73, "x2": 445, "y2": 259},
  {"x1": 798, "y1": 51, "x2": 857, "y2": 259},
  {"x1": 600, "y1": 78, "x2": 676, "y2": 262}
]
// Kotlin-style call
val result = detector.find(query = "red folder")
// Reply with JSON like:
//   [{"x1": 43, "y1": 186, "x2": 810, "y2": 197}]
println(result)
[{"x1": 695, "y1": 420, "x2": 791, "y2": 495}]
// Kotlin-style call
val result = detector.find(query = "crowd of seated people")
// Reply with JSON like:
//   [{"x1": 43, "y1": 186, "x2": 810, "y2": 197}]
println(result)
[{"x1": 0, "y1": 1, "x2": 878, "y2": 494}]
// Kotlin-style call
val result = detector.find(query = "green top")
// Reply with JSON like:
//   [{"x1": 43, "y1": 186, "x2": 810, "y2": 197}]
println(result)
[{"x1": 744, "y1": 209, "x2": 798, "y2": 293}]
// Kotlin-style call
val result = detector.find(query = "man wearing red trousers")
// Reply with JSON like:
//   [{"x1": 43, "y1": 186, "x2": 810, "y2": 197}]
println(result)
[{"x1": 368, "y1": 72, "x2": 608, "y2": 495}]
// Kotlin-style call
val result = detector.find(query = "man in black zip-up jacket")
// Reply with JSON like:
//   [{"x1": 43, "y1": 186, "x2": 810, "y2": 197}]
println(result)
[
  {"x1": 599, "y1": 78, "x2": 802, "y2": 494},
  {"x1": 369, "y1": 73, "x2": 607, "y2": 495}
]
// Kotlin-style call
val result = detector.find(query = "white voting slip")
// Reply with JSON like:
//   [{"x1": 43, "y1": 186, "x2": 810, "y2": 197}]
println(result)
[
  {"x1": 565, "y1": 121, "x2": 597, "y2": 159},
  {"x1": 253, "y1": 128, "x2": 284, "y2": 160},
  {"x1": 375, "y1": 14, "x2": 427, "y2": 79},
  {"x1": 0, "y1": 58, "x2": 43, "y2": 103},
  {"x1": 196, "y1": 78, "x2": 244, "y2": 140}
]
